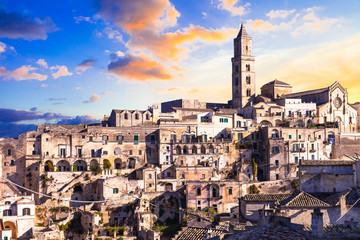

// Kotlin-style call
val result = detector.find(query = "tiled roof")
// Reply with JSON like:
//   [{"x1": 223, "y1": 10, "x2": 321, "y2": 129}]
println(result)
[
  {"x1": 224, "y1": 224, "x2": 307, "y2": 240},
  {"x1": 280, "y1": 192, "x2": 330, "y2": 208},
  {"x1": 261, "y1": 79, "x2": 292, "y2": 88},
  {"x1": 282, "y1": 87, "x2": 328, "y2": 98},
  {"x1": 176, "y1": 227, "x2": 224, "y2": 240},
  {"x1": 243, "y1": 194, "x2": 292, "y2": 202},
  {"x1": 301, "y1": 160, "x2": 354, "y2": 166},
  {"x1": 322, "y1": 188, "x2": 360, "y2": 207}
]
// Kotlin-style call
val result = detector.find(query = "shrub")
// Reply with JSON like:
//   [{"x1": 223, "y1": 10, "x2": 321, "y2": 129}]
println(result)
[
  {"x1": 249, "y1": 184, "x2": 260, "y2": 194},
  {"x1": 104, "y1": 160, "x2": 112, "y2": 169},
  {"x1": 91, "y1": 161, "x2": 102, "y2": 174}
]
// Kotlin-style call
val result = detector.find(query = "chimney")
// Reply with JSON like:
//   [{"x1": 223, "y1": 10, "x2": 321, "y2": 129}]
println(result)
[
  {"x1": 311, "y1": 208, "x2": 323, "y2": 236},
  {"x1": 339, "y1": 195, "x2": 347, "y2": 220}
]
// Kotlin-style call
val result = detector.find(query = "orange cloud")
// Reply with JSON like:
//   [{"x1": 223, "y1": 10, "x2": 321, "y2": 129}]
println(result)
[
  {"x1": 128, "y1": 26, "x2": 237, "y2": 61},
  {"x1": 0, "y1": 65, "x2": 47, "y2": 81},
  {"x1": 217, "y1": 0, "x2": 250, "y2": 16},
  {"x1": 50, "y1": 65, "x2": 72, "y2": 79},
  {"x1": 83, "y1": 93, "x2": 100, "y2": 103},
  {"x1": 108, "y1": 53, "x2": 172, "y2": 81},
  {"x1": 96, "y1": 0, "x2": 179, "y2": 33},
  {"x1": 155, "y1": 87, "x2": 178, "y2": 92},
  {"x1": 246, "y1": 19, "x2": 278, "y2": 31}
]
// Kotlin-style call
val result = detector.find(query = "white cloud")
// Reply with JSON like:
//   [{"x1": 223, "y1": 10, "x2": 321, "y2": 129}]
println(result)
[
  {"x1": 103, "y1": 27, "x2": 123, "y2": 42},
  {"x1": 74, "y1": 16, "x2": 96, "y2": 24},
  {"x1": 40, "y1": 83, "x2": 48, "y2": 88},
  {"x1": 0, "y1": 42, "x2": 6, "y2": 54},
  {"x1": 36, "y1": 59, "x2": 48, "y2": 69},
  {"x1": 202, "y1": 12, "x2": 207, "y2": 19},
  {"x1": 50, "y1": 65, "x2": 73, "y2": 79},
  {"x1": 266, "y1": 9, "x2": 295, "y2": 20}
]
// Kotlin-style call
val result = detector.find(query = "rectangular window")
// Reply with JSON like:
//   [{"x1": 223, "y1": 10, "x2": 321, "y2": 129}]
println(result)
[
  {"x1": 102, "y1": 135, "x2": 108, "y2": 144},
  {"x1": 312, "y1": 155, "x2": 315, "y2": 160},
  {"x1": 238, "y1": 133, "x2": 243, "y2": 140},
  {"x1": 289, "y1": 134, "x2": 292, "y2": 139},
  {"x1": 134, "y1": 135, "x2": 139, "y2": 145},
  {"x1": 299, "y1": 135, "x2": 301, "y2": 139},
  {"x1": 89, "y1": 136, "x2": 93, "y2": 142},
  {"x1": 150, "y1": 134, "x2": 156, "y2": 144},
  {"x1": 129, "y1": 150, "x2": 133, "y2": 155},
  {"x1": 275, "y1": 160, "x2": 279, "y2": 166},
  {"x1": 272, "y1": 146, "x2": 280, "y2": 154},
  {"x1": 201, "y1": 174, "x2": 205, "y2": 179},
  {"x1": 228, "y1": 188, "x2": 233, "y2": 195},
  {"x1": 148, "y1": 174, "x2": 152, "y2": 179},
  {"x1": 181, "y1": 174, "x2": 185, "y2": 179},
  {"x1": 224, "y1": 118, "x2": 228, "y2": 123},
  {"x1": 237, "y1": 121, "x2": 241, "y2": 127},
  {"x1": 7, "y1": 149, "x2": 11, "y2": 156},
  {"x1": 295, "y1": 156, "x2": 299, "y2": 164},
  {"x1": 139, "y1": 150, "x2": 142, "y2": 155},
  {"x1": 113, "y1": 188, "x2": 119, "y2": 194},
  {"x1": 117, "y1": 135, "x2": 123, "y2": 144},
  {"x1": 276, "y1": 174, "x2": 279, "y2": 180},
  {"x1": 59, "y1": 145, "x2": 66, "y2": 158},
  {"x1": 91, "y1": 149, "x2": 95, "y2": 157},
  {"x1": 77, "y1": 147, "x2": 82, "y2": 157}
]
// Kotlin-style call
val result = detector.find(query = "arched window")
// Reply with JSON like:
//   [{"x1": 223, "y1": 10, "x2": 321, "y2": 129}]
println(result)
[
  {"x1": 209, "y1": 145, "x2": 214, "y2": 154},
  {"x1": 176, "y1": 146, "x2": 182, "y2": 155},
  {"x1": 183, "y1": 146, "x2": 188, "y2": 154},
  {"x1": 23, "y1": 208, "x2": 30, "y2": 216},
  {"x1": 192, "y1": 146, "x2": 197, "y2": 154},
  {"x1": 246, "y1": 89, "x2": 251, "y2": 97},
  {"x1": 212, "y1": 185, "x2": 219, "y2": 198},
  {"x1": 201, "y1": 145, "x2": 206, "y2": 154},
  {"x1": 246, "y1": 64, "x2": 250, "y2": 71},
  {"x1": 246, "y1": 76, "x2": 251, "y2": 84}
]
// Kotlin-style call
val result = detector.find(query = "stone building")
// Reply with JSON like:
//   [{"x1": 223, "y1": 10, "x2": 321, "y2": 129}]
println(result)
[
  {"x1": 0, "y1": 194, "x2": 35, "y2": 239},
  {"x1": 299, "y1": 160, "x2": 356, "y2": 193},
  {"x1": 186, "y1": 180, "x2": 241, "y2": 214},
  {"x1": 259, "y1": 126, "x2": 338, "y2": 181}
]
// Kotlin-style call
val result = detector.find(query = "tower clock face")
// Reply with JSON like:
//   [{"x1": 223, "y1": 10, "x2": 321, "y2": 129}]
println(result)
[{"x1": 333, "y1": 97, "x2": 342, "y2": 108}]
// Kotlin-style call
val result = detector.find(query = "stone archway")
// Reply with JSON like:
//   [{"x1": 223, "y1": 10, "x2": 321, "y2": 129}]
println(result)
[
  {"x1": 56, "y1": 160, "x2": 71, "y2": 171},
  {"x1": 73, "y1": 160, "x2": 87, "y2": 171},
  {"x1": 260, "y1": 120, "x2": 272, "y2": 127},
  {"x1": 4, "y1": 221, "x2": 17, "y2": 239},
  {"x1": 115, "y1": 158, "x2": 122, "y2": 169},
  {"x1": 44, "y1": 160, "x2": 54, "y2": 172}
]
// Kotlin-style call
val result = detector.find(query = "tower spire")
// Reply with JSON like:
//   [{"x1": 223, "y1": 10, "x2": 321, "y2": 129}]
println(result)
[{"x1": 237, "y1": 23, "x2": 248, "y2": 38}]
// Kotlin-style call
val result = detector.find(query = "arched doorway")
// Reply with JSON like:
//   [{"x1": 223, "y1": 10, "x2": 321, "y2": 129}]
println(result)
[
  {"x1": 115, "y1": 158, "x2": 122, "y2": 169},
  {"x1": 275, "y1": 119, "x2": 282, "y2": 127},
  {"x1": 128, "y1": 158, "x2": 136, "y2": 169},
  {"x1": 4, "y1": 221, "x2": 17, "y2": 239}
]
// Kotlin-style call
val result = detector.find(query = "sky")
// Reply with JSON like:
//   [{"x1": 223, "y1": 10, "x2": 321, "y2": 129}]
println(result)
[{"x1": 1, "y1": 0, "x2": 360, "y2": 137}]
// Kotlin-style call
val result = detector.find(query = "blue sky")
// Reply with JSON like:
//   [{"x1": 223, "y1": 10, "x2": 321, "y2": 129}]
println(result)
[{"x1": 1, "y1": 0, "x2": 360, "y2": 137}]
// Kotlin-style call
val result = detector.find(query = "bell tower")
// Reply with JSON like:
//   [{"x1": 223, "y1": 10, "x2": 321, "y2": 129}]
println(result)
[{"x1": 232, "y1": 24, "x2": 255, "y2": 109}]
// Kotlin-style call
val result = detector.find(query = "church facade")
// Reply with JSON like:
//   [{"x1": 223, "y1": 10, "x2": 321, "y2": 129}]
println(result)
[{"x1": 233, "y1": 25, "x2": 358, "y2": 133}]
